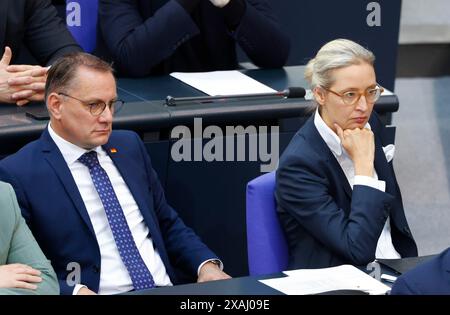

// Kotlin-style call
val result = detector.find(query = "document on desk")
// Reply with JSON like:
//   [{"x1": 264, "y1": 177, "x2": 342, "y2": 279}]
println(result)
[
  {"x1": 259, "y1": 265, "x2": 390, "y2": 295},
  {"x1": 170, "y1": 70, "x2": 276, "y2": 96}
]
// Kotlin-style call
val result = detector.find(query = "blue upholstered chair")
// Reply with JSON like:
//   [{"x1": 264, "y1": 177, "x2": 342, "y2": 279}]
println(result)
[
  {"x1": 65, "y1": 0, "x2": 98, "y2": 52},
  {"x1": 246, "y1": 171, "x2": 288, "y2": 275}
]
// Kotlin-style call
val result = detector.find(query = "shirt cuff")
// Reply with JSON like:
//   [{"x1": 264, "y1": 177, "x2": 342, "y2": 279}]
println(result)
[
  {"x1": 354, "y1": 175, "x2": 386, "y2": 192},
  {"x1": 197, "y1": 259, "x2": 224, "y2": 275},
  {"x1": 73, "y1": 284, "x2": 87, "y2": 295}
]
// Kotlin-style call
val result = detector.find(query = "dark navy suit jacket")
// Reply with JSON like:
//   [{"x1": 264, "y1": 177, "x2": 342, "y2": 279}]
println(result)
[
  {"x1": 97, "y1": 0, "x2": 290, "y2": 76},
  {"x1": 391, "y1": 248, "x2": 450, "y2": 294},
  {"x1": 0, "y1": 129, "x2": 217, "y2": 295},
  {"x1": 275, "y1": 113, "x2": 418, "y2": 269},
  {"x1": 0, "y1": 0, "x2": 81, "y2": 65}
]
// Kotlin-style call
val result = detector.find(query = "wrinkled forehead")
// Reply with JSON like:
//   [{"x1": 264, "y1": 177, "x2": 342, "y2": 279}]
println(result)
[
  {"x1": 67, "y1": 66, "x2": 117, "y2": 95},
  {"x1": 329, "y1": 63, "x2": 376, "y2": 91}
]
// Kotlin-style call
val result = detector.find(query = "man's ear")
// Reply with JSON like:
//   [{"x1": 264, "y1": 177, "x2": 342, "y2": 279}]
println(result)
[
  {"x1": 46, "y1": 93, "x2": 63, "y2": 120},
  {"x1": 313, "y1": 86, "x2": 326, "y2": 106}
]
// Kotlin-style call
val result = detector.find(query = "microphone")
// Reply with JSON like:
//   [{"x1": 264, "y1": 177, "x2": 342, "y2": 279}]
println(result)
[{"x1": 165, "y1": 87, "x2": 306, "y2": 106}]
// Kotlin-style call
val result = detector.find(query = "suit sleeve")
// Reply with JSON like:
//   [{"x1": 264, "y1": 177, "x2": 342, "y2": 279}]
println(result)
[
  {"x1": 390, "y1": 276, "x2": 418, "y2": 295},
  {"x1": 0, "y1": 166, "x2": 32, "y2": 226},
  {"x1": 276, "y1": 153, "x2": 394, "y2": 266},
  {"x1": 24, "y1": 0, "x2": 82, "y2": 65},
  {"x1": 134, "y1": 133, "x2": 218, "y2": 277},
  {"x1": 232, "y1": 0, "x2": 290, "y2": 68},
  {"x1": 99, "y1": 0, "x2": 200, "y2": 77},
  {"x1": 0, "y1": 183, "x2": 59, "y2": 295}
]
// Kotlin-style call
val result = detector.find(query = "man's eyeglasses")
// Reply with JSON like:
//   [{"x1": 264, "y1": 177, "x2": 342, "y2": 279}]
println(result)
[
  {"x1": 323, "y1": 85, "x2": 384, "y2": 106},
  {"x1": 58, "y1": 92, "x2": 124, "y2": 116}
]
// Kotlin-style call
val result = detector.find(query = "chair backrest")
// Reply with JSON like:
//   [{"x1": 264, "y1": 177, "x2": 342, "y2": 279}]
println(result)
[
  {"x1": 65, "y1": 0, "x2": 98, "y2": 52},
  {"x1": 246, "y1": 171, "x2": 288, "y2": 276}
]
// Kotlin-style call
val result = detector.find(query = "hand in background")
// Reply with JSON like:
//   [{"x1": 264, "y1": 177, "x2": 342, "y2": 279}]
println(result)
[{"x1": 0, "y1": 46, "x2": 48, "y2": 106}]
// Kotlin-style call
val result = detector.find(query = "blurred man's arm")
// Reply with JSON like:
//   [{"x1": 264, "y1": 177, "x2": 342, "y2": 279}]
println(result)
[{"x1": 99, "y1": 0, "x2": 202, "y2": 77}]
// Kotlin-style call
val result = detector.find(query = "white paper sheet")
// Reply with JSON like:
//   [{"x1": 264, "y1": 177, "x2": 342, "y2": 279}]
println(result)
[
  {"x1": 170, "y1": 70, "x2": 276, "y2": 96},
  {"x1": 259, "y1": 265, "x2": 390, "y2": 295}
]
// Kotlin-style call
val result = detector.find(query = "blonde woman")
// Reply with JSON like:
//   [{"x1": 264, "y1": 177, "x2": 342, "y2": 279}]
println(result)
[{"x1": 276, "y1": 39, "x2": 418, "y2": 269}]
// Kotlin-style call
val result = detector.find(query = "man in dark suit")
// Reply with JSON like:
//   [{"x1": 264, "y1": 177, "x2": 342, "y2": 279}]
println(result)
[
  {"x1": 97, "y1": 0, "x2": 290, "y2": 77},
  {"x1": 0, "y1": 0, "x2": 81, "y2": 105},
  {"x1": 391, "y1": 248, "x2": 450, "y2": 294},
  {"x1": 0, "y1": 52, "x2": 230, "y2": 295}
]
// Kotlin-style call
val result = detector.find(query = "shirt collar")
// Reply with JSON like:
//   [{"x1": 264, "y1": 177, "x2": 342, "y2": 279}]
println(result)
[
  {"x1": 313, "y1": 108, "x2": 371, "y2": 156},
  {"x1": 48, "y1": 123, "x2": 104, "y2": 165}
]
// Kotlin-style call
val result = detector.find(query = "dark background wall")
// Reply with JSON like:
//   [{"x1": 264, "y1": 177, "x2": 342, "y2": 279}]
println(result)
[
  {"x1": 48, "y1": 1, "x2": 402, "y2": 90},
  {"x1": 247, "y1": 0, "x2": 402, "y2": 90}
]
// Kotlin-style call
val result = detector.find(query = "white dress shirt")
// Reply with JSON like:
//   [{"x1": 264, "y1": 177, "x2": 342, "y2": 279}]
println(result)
[
  {"x1": 48, "y1": 125, "x2": 172, "y2": 295},
  {"x1": 313, "y1": 110, "x2": 401, "y2": 260}
]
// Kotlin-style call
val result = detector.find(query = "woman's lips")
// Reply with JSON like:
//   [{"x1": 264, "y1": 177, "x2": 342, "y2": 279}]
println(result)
[{"x1": 354, "y1": 117, "x2": 367, "y2": 124}]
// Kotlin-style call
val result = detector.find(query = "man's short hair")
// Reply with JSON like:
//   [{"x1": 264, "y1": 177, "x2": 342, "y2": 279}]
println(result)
[{"x1": 45, "y1": 52, "x2": 114, "y2": 100}]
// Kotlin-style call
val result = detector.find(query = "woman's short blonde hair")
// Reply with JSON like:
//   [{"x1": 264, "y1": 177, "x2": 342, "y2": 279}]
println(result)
[{"x1": 304, "y1": 39, "x2": 375, "y2": 90}]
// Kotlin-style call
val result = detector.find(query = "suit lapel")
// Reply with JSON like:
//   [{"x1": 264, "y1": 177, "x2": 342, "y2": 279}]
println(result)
[
  {"x1": 328, "y1": 152, "x2": 353, "y2": 199},
  {"x1": 102, "y1": 142, "x2": 163, "y2": 247},
  {"x1": 373, "y1": 135, "x2": 393, "y2": 189},
  {"x1": 40, "y1": 130, "x2": 96, "y2": 236},
  {"x1": 102, "y1": 141, "x2": 176, "y2": 278},
  {"x1": 440, "y1": 250, "x2": 450, "y2": 290},
  {"x1": 302, "y1": 116, "x2": 352, "y2": 199},
  {"x1": 370, "y1": 112, "x2": 395, "y2": 192},
  {"x1": 373, "y1": 130, "x2": 411, "y2": 231},
  {"x1": 103, "y1": 140, "x2": 178, "y2": 280}
]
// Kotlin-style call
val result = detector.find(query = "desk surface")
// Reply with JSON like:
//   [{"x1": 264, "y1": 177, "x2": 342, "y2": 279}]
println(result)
[
  {"x1": 128, "y1": 256, "x2": 435, "y2": 295},
  {"x1": 116, "y1": 67, "x2": 307, "y2": 101},
  {"x1": 130, "y1": 273, "x2": 284, "y2": 296},
  {"x1": 0, "y1": 66, "x2": 398, "y2": 144}
]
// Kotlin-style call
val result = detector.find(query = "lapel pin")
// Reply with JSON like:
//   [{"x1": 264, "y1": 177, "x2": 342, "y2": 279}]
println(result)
[{"x1": 110, "y1": 148, "x2": 118, "y2": 153}]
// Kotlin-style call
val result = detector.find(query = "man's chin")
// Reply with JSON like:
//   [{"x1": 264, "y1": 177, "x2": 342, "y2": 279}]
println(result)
[{"x1": 86, "y1": 134, "x2": 111, "y2": 148}]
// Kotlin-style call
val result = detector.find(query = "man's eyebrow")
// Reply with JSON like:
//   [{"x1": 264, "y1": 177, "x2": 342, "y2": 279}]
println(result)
[{"x1": 86, "y1": 96, "x2": 118, "y2": 103}]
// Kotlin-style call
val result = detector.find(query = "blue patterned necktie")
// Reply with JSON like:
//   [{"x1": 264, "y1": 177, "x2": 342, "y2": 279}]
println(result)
[{"x1": 78, "y1": 151, "x2": 155, "y2": 290}]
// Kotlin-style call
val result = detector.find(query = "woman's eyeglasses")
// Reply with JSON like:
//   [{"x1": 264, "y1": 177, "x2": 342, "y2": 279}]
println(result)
[{"x1": 323, "y1": 85, "x2": 384, "y2": 106}]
